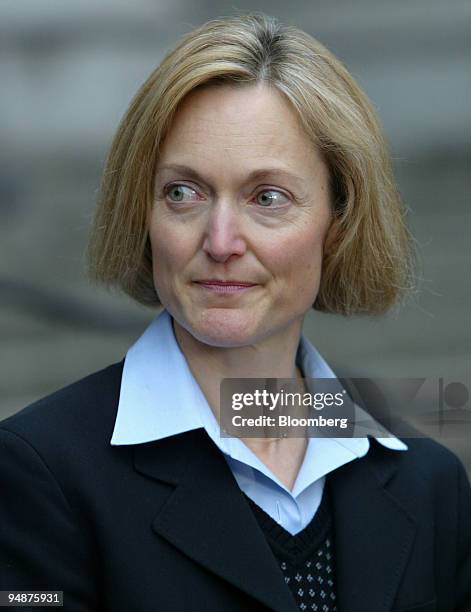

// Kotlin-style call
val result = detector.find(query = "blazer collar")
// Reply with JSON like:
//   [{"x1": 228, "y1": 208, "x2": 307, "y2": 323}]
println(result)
[{"x1": 134, "y1": 429, "x2": 415, "y2": 612}]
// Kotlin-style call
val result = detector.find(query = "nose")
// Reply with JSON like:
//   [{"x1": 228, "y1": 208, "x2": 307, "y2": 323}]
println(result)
[{"x1": 202, "y1": 201, "x2": 247, "y2": 263}]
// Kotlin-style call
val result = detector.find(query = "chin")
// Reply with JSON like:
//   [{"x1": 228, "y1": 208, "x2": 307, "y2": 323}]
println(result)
[{"x1": 190, "y1": 308, "x2": 262, "y2": 348}]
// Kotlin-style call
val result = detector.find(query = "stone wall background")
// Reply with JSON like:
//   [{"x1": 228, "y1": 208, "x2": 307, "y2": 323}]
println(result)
[{"x1": 1, "y1": 0, "x2": 470, "y2": 472}]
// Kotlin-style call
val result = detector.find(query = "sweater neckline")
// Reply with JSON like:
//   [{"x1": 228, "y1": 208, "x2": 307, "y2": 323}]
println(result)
[{"x1": 242, "y1": 478, "x2": 332, "y2": 562}]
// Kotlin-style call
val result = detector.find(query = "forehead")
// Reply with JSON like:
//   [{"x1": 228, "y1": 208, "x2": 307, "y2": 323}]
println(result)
[
  {"x1": 170, "y1": 83, "x2": 294, "y2": 128},
  {"x1": 158, "y1": 83, "x2": 325, "y2": 177}
]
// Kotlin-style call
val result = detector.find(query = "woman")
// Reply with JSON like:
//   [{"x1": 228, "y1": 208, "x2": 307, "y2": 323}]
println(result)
[{"x1": 1, "y1": 13, "x2": 470, "y2": 612}]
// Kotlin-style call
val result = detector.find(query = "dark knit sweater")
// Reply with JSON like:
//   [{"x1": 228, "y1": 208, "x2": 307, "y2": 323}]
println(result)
[{"x1": 243, "y1": 481, "x2": 337, "y2": 611}]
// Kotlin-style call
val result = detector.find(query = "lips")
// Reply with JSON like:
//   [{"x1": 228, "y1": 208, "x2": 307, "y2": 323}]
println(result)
[
  {"x1": 193, "y1": 279, "x2": 258, "y2": 294},
  {"x1": 194, "y1": 280, "x2": 257, "y2": 287}
]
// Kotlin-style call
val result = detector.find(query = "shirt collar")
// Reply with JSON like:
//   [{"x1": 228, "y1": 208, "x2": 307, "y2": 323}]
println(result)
[{"x1": 111, "y1": 309, "x2": 407, "y2": 462}]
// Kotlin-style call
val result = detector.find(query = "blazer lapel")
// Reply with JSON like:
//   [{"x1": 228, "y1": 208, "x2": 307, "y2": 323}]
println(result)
[
  {"x1": 134, "y1": 428, "x2": 298, "y2": 612},
  {"x1": 329, "y1": 441, "x2": 417, "y2": 612}
]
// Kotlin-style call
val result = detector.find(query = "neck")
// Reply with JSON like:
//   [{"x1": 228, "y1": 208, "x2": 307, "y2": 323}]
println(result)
[
  {"x1": 172, "y1": 317, "x2": 308, "y2": 490},
  {"x1": 172, "y1": 317, "x2": 305, "y2": 416}
]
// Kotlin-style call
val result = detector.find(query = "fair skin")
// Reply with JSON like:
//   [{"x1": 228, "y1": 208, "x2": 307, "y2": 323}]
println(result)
[{"x1": 150, "y1": 83, "x2": 332, "y2": 490}]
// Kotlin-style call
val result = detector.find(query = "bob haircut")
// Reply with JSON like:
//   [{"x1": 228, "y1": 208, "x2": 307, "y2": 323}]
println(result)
[{"x1": 88, "y1": 12, "x2": 415, "y2": 316}]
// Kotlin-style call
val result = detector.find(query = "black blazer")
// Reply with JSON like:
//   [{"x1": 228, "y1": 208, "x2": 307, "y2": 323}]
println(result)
[{"x1": 1, "y1": 362, "x2": 470, "y2": 612}]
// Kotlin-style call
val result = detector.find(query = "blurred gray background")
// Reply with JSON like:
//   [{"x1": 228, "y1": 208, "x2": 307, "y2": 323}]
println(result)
[{"x1": 1, "y1": 0, "x2": 470, "y2": 472}]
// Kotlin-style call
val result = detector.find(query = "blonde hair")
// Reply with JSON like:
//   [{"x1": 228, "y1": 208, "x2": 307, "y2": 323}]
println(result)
[{"x1": 88, "y1": 12, "x2": 415, "y2": 315}]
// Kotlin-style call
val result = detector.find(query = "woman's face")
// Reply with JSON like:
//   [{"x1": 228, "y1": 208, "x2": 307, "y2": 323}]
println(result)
[{"x1": 150, "y1": 83, "x2": 332, "y2": 347}]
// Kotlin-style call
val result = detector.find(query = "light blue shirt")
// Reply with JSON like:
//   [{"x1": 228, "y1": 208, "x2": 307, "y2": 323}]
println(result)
[{"x1": 111, "y1": 309, "x2": 407, "y2": 535}]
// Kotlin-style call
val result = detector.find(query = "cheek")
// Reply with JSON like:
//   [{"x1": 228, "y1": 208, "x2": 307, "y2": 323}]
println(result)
[
  {"x1": 148, "y1": 220, "x2": 186, "y2": 294},
  {"x1": 291, "y1": 242, "x2": 324, "y2": 298},
  {"x1": 149, "y1": 216, "x2": 194, "y2": 269},
  {"x1": 270, "y1": 224, "x2": 326, "y2": 283},
  {"x1": 263, "y1": 221, "x2": 328, "y2": 309}
]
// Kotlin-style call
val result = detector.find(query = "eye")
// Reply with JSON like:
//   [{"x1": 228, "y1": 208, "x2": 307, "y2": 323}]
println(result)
[
  {"x1": 255, "y1": 189, "x2": 290, "y2": 208},
  {"x1": 164, "y1": 184, "x2": 200, "y2": 203}
]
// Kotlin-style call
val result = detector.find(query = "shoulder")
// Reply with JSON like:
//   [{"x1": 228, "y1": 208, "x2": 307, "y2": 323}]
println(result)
[
  {"x1": 0, "y1": 361, "x2": 124, "y2": 463},
  {"x1": 395, "y1": 435, "x2": 464, "y2": 474},
  {"x1": 370, "y1": 435, "x2": 470, "y2": 507}
]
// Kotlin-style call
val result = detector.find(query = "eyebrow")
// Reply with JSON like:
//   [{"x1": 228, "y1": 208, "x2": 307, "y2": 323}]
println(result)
[{"x1": 155, "y1": 163, "x2": 306, "y2": 189}]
